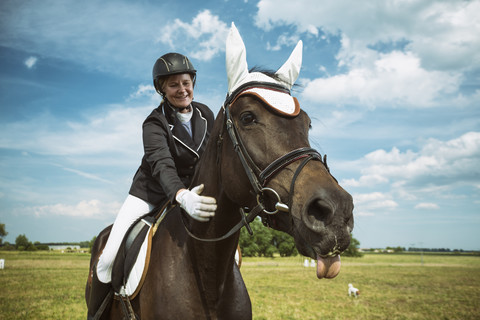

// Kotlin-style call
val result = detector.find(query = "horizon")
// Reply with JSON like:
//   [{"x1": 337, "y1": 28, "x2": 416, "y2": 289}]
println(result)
[{"x1": 1, "y1": 239, "x2": 478, "y2": 252}]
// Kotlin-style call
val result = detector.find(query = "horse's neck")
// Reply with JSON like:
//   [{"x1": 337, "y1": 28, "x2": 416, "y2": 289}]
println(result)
[
  {"x1": 191, "y1": 110, "x2": 240, "y2": 246},
  {"x1": 187, "y1": 117, "x2": 240, "y2": 289},
  {"x1": 183, "y1": 193, "x2": 239, "y2": 304}
]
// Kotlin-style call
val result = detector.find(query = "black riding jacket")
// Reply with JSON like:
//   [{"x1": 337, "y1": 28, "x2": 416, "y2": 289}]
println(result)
[{"x1": 129, "y1": 101, "x2": 214, "y2": 206}]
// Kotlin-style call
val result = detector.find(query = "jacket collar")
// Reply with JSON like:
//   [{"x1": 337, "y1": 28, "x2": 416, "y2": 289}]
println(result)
[{"x1": 162, "y1": 102, "x2": 208, "y2": 153}]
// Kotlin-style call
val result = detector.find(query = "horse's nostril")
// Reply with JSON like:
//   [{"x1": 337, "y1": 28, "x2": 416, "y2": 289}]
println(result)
[{"x1": 306, "y1": 199, "x2": 334, "y2": 231}]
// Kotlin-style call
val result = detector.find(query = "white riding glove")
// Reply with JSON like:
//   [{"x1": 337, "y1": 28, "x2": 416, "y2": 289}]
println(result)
[{"x1": 176, "y1": 184, "x2": 217, "y2": 222}]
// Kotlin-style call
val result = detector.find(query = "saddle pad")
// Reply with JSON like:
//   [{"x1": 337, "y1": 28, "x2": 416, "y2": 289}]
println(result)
[
  {"x1": 123, "y1": 224, "x2": 152, "y2": 297},
  {"x1": 122, "y1": 206, "x2": 169, "y2": 298}
]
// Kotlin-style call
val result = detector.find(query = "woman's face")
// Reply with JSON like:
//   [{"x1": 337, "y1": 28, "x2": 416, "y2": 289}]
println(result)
[{"x1": 162, "y1": 73, "x2": 194, "y2": 111}]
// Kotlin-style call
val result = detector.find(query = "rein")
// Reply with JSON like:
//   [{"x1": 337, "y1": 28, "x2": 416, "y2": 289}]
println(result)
[{"x1": 182, "y1": 82, "x2": 334, "y2": 242}]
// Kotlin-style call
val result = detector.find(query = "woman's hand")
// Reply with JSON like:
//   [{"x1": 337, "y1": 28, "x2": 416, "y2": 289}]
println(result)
[{"x1": 175, "y1": 184, "x2": 217, "y2": 222}]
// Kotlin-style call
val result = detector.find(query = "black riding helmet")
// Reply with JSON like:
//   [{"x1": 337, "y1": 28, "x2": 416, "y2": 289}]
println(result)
[{"x1": 152, "y1": 53, "x2": 197, "y2": 95}]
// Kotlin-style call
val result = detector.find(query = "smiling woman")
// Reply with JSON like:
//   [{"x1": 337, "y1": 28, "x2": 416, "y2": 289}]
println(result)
[
  {"x1": 161, "y1": 74, "x2": 194, "y2": 110},
  {"x1": 86, "y1": 52, "x2": 217, "y2": 319}
]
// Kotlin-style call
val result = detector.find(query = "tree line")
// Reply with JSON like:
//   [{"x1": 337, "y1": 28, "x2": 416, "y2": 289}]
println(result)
[
  {"x1": 238, "y1": 218, "x2": 362, "y2": 257},
  {"x1": 0, "y1": 223, "x2": 95, "y2": 251},
  {"x1": 1, "y1": 221, "x2": 363, "y2": 257}
]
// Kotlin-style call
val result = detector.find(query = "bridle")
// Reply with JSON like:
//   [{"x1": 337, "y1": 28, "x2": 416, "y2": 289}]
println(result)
[{"x1": 182, "y1": 81, "x2": 334, "y2": 242}]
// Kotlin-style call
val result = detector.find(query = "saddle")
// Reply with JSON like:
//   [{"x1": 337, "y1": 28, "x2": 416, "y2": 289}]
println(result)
[{"x1": 111, "y1": 204, "x2": 170, "y2": 299}]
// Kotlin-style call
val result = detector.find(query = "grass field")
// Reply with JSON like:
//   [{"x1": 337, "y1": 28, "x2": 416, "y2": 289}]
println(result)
[{"x1": 0, "y1": 251, "x2": 479, "y2": 319}]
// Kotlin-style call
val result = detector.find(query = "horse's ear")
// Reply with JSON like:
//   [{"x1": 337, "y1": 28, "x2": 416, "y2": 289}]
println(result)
[
  {"x1": 276, "y1": 40, "x2": 303, "y2": 90},
  {"x1": 226, "y1": 22, "x2": 249, "y2": 95}
]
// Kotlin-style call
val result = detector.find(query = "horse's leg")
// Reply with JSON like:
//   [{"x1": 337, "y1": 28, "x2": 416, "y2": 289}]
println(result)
[
  {"x1": 86, "y1": 226, "x2": 112, "y2": 299},
  {"x1": 85, "y1": 225, "x2": 113, "y2": 318},
  {"x1": 217, "y1": 263, "x2": 252, "y2": 319}
]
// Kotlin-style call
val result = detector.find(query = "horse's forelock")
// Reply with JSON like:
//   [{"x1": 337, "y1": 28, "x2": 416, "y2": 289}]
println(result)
[
  {"x1": 249, "y1": 67, "x2": 301, "y2": 91},
  {"x1": 227, "y1": 67, "x2": 301, "y2": 117}
]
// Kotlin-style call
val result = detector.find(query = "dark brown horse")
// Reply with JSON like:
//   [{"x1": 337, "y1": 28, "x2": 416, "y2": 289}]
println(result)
[{"x1": 86, "y1": 24, "x2": 353, "y2": 320}]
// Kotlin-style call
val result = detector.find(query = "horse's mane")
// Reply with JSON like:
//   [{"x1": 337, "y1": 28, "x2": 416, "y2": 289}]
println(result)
[{"x1": 249, "y1": 66, "x2": 280, "y2": 80}]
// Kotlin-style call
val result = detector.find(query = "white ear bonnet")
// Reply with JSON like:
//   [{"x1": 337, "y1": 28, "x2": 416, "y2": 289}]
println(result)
[{"x1": 225, "y1": 23, "x2": 303, "y2": 117}]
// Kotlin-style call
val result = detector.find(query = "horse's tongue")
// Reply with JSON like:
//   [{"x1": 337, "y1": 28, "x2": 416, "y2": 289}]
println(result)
[{"x1": 316, "y1": 255, "x2": 341, "y2": 279}]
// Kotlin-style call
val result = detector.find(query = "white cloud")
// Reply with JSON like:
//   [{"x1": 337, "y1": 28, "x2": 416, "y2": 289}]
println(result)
[
  {"x1": 406, "y1": 1, "x2": 480, "y2": 71},
  {"x1": 415, "y1": 203, "x2": 440, "y2": 210},
  {"x1": 342, "y1": 174, "x2": 388, "y2": 187},
  {"x1": 128, "y1": 84, "x2": 158, "y2": 101},
  {"x1": 256, "y1": 0, "x2": 480, "y2": 70},
  {"x1": 303, "y1": 49, "x2": 461, "y2": 108},
  {"x1": 266, "y1": 33, "x2": 300, "y2": 51},
  {"x1": 157, "y1": 10, "x2": 229, "y2": 61},
  {"x1": 255, "y1": 0, "x2": 479, "y2": 108},
  {"x1": 0, "y1": 1, "x2": 227, "y2": 78},
  {"x1": 0, "y1": 96, "x2": 155, "y2": 159},
  {"x1": 352, "y1": 192, "x2": 398, "y2": 216},
  {"x1": 345, "y1": 131, "x2": 480, "y2": 189},
  {"x1": 32, "y1": 199, "x2": 121, "y2": 218},
  {"x1": 24, "y1": 56, "x2": 37, "y2": 68},
  {"x1": 61, "y1": 167, "x2": 114, "y2": 184}
]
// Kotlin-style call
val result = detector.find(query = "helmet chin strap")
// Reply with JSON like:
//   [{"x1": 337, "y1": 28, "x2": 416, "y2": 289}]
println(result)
[
  {"x1": 165, "y1": 100, "x2": 192, "y2": 113},
  {"x1": 176, "y1": 105, "x2": 192, "y2": 113}
]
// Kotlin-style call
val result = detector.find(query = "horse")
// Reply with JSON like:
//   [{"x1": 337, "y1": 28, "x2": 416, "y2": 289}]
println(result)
[{"x1": 86, "y1": 23, "x2": 354, "y2": 320}]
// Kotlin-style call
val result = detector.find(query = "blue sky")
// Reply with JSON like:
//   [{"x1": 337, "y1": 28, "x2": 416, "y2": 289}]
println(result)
[{"x1": 1, "y1": 0, "x2": 479, "y2": 250}]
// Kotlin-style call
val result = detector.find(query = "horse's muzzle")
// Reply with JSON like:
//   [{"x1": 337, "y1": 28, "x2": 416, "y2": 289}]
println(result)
[{"x1": 297, "y1": 188, "x2": 354, "y2": 257}]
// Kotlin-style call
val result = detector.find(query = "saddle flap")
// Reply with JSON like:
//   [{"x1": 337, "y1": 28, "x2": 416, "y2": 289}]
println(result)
[{"x1": 111, "y1": 214, "x2": 155, "y2": 293}]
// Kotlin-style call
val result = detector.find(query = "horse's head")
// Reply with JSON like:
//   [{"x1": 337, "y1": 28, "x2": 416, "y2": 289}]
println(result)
[{"x1": 220, "y1": 23, "x2": 354, "y2": 279}]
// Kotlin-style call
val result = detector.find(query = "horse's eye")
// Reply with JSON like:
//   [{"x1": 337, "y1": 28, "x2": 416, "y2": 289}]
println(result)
[{"x1": 240, "y1": 112, "x2": 256, "y2": 125}]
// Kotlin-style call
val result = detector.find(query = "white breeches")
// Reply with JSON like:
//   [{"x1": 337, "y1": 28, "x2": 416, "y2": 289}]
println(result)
[{"x1": 96, "y1": 194, "x2": 154, "y2": 283}]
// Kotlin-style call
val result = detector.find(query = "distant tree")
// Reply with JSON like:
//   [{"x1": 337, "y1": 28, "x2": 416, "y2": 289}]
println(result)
[
  {"x1": 26, "y1": 243, "x2": 38, "y2": 251},
  {"x1": 342, "y1": 236, "x2": 363, "y2": 257},
  {"x1": 239, "y1": 218, "x2": 265, "y2": 257},
  {"x1": 0, "y1": 223, "x2": 7, "y2": 245},
  {"x1": 1, "y1": 241, "x2": 15, "y2": 251},
  {"x1": 239, "y1": 224, "x2": 259, "y2": 257},
  {"x1": 272, "y1": 230, "x2": 298, "y2": 257},
  {"x1": 15, "y1": 234, "x2": 31, "y2": 251},
  {"x1": 87, "y1": 236, "x2": 97, "y2": 253},
  {"x1": 240, "y1": 218, "x2": 283, "y2": 257},
  {"x1": 89, "y1": 236, "x2": 97, "y2": 249},
  {"x1": 34, "y1": 241, "x2": 49, "y2": 251},
  {"x1": 256, "y1": 227, "x2": 276, "y2": 257},
  {"x1": 79, "y1": 240, "x2": 90, "y2": 248}
]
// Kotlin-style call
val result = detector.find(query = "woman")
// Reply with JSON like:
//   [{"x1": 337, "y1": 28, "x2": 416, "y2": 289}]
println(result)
[{"x1": 87, "y1": 53, "x2": 217, "y2": 319}]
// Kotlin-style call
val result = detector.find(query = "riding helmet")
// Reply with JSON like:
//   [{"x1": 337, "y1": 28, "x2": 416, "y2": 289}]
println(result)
[{"x1": 152, "y1": 53, "x2": 196, "y2": 94}]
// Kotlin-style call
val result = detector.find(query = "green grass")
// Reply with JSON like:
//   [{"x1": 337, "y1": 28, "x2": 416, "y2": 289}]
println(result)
[
  {"x1": 0, "y1": 251, "x2": 89, "y2": 320},
  {"x1": 0, "y1": 251, "x2": 479, "y2": 319},
  {"x1": 242, "y1": 254, "x2": 480, "y2": 320}
]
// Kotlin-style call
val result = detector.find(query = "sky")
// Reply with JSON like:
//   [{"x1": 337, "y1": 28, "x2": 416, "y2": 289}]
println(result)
[{"x1": 0, "y1": 0, "x2": 479, "y2": 250}]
